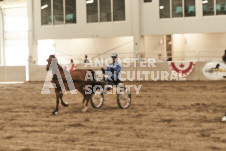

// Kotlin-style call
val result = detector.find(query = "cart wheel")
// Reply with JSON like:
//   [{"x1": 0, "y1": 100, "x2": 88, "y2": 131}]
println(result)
[
  {"x1": 117, "y1": 86, "x2": 131, "y2": 109},
  {"x1": 90, "y1": 88, "x2": 104, "y2": 108}
]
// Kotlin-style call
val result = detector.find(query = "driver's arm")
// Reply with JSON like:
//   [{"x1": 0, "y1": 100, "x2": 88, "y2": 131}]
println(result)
[
  {"x1": 105, "y1": 66, "x2": 112, "y2": 75},
  {"x1": 115, "y1": 64, "x2": 122, "y2": 74}
]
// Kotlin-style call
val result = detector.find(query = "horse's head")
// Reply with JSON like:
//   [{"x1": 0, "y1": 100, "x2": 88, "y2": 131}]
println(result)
[{"x1": 46, "y1": 55, "x2": 56, "y2": 71}]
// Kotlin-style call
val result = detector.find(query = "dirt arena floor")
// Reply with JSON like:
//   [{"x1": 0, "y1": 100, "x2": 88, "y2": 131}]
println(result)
[{"x1": 0, "y1": 81, "x2": 226, "y2": 151}]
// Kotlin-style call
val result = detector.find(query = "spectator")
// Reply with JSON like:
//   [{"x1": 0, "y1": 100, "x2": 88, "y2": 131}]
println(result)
[
  {"x1": 69, "y1": 59, "x2": 76, "y2": 72},
  {"x1": 156, "y1": 53, "x2": 164, "y2": 62},
  {"x1": 84, "y1": 55, "x2": 89, "y2": 63},
  {"x1": 167, "y1": 57, "x2": 172, "y2": 61}
]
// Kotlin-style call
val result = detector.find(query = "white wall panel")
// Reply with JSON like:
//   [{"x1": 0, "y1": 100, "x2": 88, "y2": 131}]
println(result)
[
  {"x1": 172, "y1": 33, "x2": 226, "y2": 61},
  {"x1": 3, "y1": 6, "x2": 28, "y2": 66},
  {"x1": 5, "y1": 46, "x2": 28, "y2": 65},
  {"x1": 29, "y1": 65, "x2": 47, "y2": 81},
  {"x1": 4, "y1": 7, "x2": 27, "y2": 17},
  {"x1": 4, "y1": 31, "x2": 28, "y2": 40},
  {"x1": 52, "y1": 36, "x2": 133, "y2": 65},
  {"x1": 0, "y1": 66, "x2": 26, "y2": 82},
  {"x1": 4, "y1": 39, "x2": 28, "y2": 46}
]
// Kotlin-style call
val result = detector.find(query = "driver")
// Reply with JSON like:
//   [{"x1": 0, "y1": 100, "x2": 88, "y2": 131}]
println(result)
[{"x1": 101, "y1": 53, "x2": 122, "y2": 85}]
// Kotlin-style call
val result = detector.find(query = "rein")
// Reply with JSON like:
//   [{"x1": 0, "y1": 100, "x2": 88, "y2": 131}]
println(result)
[
  {"x1": 52, "y1": 76, "x2": 105, "y2": 85},
  {"x1": 50, "y1": 59, "x2": 103, "y2": 85}
]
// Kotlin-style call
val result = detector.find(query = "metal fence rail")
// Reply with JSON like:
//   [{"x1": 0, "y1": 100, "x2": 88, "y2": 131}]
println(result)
[{"x1": 63, "y1": 50, "x2": 224, "y2": 65}]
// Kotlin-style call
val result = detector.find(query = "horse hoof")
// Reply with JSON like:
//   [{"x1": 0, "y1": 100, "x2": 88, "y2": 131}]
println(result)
[
  {"x1": 52, "y1": 111, "x2": 58, "y2": 115},
  {"x1": 63, "y1": 102, "x2": 69, "y2": 107},
  {"x1": 222, "y1": 116, "x2": 226, "y2": 122},
  {"x1": 82, "y1": 107, "x2": 88, "y2": 112}
]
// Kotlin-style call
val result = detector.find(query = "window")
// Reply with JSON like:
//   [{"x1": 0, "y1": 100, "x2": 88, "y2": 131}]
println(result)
[
  {"x1": 172, "y1": 0, "x2": 183, "y2": 18},
  {"x1": 87, "y1": 0, "x2": 98, "y2": 23},
  {"x1": 53, "y1": 0, "x2": 64, "y2": 25},
  {"x1": 41, "y1": 0, "x2": 77, "y2": 25},
  {"x1": 216, "y1": 0, "x2": 226, "y2": 15},
  {"x1": 202, "y1": 0, "x2": 226, "y2": 16},
  {"x1": 144, "y1": 0, "x2": 152, "y2": 2},
  {"x1": 113, "y1": 0, "x2": 125, "y2": 21},
  {"x1": 185, "y1": 0, "x2": 195, "y2": 17},
  {"x1": 202, "y1": 0, "x2": 214, "y2": 16},
  {"x1": 65, "y1": 0, "x2": 76, "y2": 23},
  {"x1": 160, "y1": 0, "x2": 196, "y2": 19},
  {"x1": 100, "y1": 0, "x2": 111, "y2": 22},
  {"x1": 41, "y1": 0, "x2": 51, "y2": 25},
  {"x1": 160, "y1": 0, "x2": 170, "y2": 18},
  {"x1": 86, "y1": 0, "x2": 125, "y2": 23}
]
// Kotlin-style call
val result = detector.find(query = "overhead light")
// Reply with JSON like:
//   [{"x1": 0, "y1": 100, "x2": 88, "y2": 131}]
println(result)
[
  {"x1": 202, "y1": 0, "x2": 208, "y2": 4},
  {"x1": 86, "y1": 0, "x2": 94, "y2": 4},
  {"x1": 159, "y1": 6, "x2": 164, "y2": 9},
  {"x1": 41, "y1": 4, "x2": 48, "y2": 9}
]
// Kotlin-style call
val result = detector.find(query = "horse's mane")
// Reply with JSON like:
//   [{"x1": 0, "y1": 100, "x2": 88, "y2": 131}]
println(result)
[
  {"x1": 49, "y1": 55, "x2": 66, "y2": 72},
  {"x1": 57, "y1": 63, "x2": 64, "y2": 72}
]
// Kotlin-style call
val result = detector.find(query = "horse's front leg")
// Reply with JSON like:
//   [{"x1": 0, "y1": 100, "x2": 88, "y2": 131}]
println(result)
[
  {"x1": 59, "y1": 92, "x2": 69, "y2": 107},
  {"x1": 53, "y1": 93, "x2": 60, "y2": 115}
]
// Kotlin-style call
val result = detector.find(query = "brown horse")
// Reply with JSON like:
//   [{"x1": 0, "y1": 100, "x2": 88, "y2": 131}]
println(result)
[{"x1": 46, "y1": 55, "x2": 96, "y2": 115}]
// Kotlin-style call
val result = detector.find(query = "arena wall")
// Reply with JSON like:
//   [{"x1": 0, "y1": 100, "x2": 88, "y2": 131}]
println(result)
[
  {"x1": 29, "y1": 65, "x2": 46, "y2": 81},
  {"x1": 27, "y1": 61, "x2": 225, "y2": 82},
  {"x1": 0, "y1": 66, "x2": 26, "y2": 82}
]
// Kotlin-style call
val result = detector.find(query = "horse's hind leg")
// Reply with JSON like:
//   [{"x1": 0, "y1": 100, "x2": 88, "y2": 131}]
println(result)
[
  {"x1": 81, "y1": 94, "x2": 87, "y2": 112},
  {"x1": 78, "y1": 87, "x2": 86, "y2": 109},
  {"x1": 59, "y1": 91, "x2": 69, "y2": 107},
  {"x1": 78, "y1": 86, "x2": 90, "y2": 112},
  {"x1": 82, "y1": 97, "x2": 85, "y2": 107},
  {"x1": 82, "y1": 94, "x2": 91, "y2": 112}
]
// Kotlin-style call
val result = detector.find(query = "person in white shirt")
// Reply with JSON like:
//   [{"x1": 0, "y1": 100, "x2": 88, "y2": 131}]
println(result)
[{"x1": 156, "y1": 53, "x2": 164, "y2": 62}]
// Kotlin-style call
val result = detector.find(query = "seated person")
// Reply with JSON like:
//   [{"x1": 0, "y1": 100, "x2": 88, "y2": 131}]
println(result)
[{"x1": 101, "y1": 53, "x2": 122, "y2": 85}]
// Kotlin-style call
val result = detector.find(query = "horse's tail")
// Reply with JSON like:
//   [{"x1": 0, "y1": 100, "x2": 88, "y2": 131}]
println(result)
[{"x1": 88, "y1": 69, "x2": 96, "y2": 81}]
